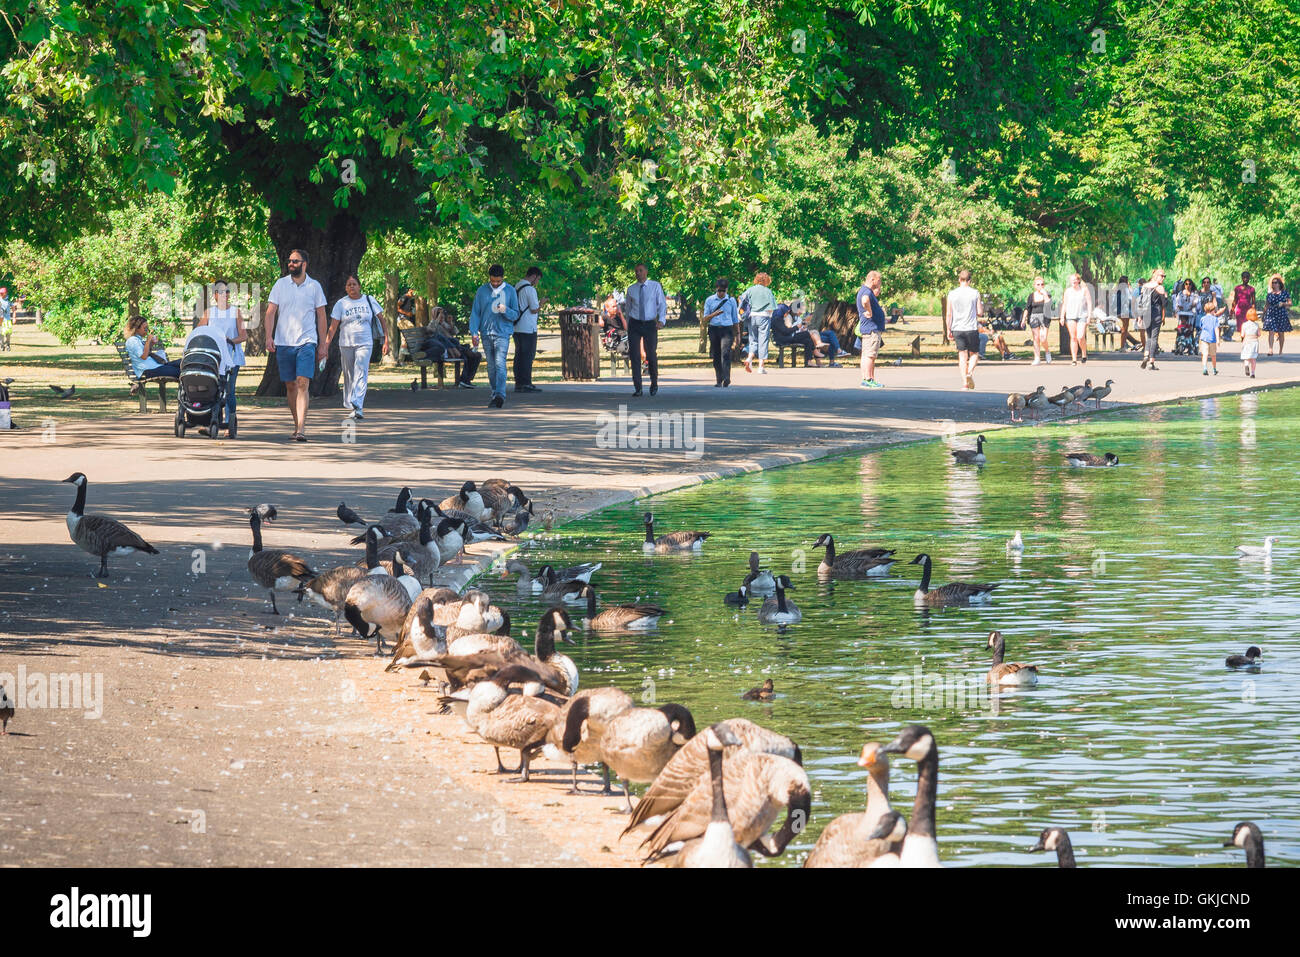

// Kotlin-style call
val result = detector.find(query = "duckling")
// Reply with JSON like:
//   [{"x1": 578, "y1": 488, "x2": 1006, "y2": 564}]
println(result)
[
  {"x1": 579, "y1": 584, "x2": 666, "y2": 631},
  {"x1": 0, "y1": 683, "x2": 14, "y2": 734},
  {"x1": 879, "y1": 724, "x2": 942, "y2": 868},
  {"x1": 1090, "y1": 378, "x2": 1114, "y2": 408},
  {"x1": 1006, "y1": 531, "x2": 1024, "y2": 553},
  {"x1": 1224, "y1": 821, "x2": 1265, "y2": 867},
  {"x1": 1030, "y1": 826, "x2": 1077, "y2": 867},
  {"x1": 950, "y1": 434, "x2": 986, "y2": 465},
  {"x1": 1064, "y1": 451, "x2": 1119, "y2": 467},
  {"x1": 804, "y1": 742, "x2": 896, "y2": 868},
  {"x1": 245, "y1": 505, "x2": 317, "y2": 615},
  {"x1": 667, "y1": 723, "x2": 752, "y2": 869},
  {"x1": 757, "y1": 575, "x2": 801, "y2": 625},
  {"x1": 642, "y1": 511, "x2": 709, "y2": 552},
  {"x1": 741, "y1": 551, "x2": 777, "y2": 597},
  {"x1": 1236, "y1": 536, "x2": 1279, "y2": 558},
  {"x1": 985, "y1": 630, "x2": 1039, "y2": 687},
  {"x1": 812, "y1": 533, "x2": 894, "y2": 578},
  {"x1": 62, "y1": 472, "x2": 160, "y2": 578},
  {"x1": 741, "y1": 678, "x2": 775, "y2": 701},
  {"x1": 1225, "y1": 646, "x2": 1262, "y2": 669},
  {"x1": 723, "y1": 583, "x2": 750, "y2": 607},
  {"x1": 910, "y1": 553, "x2": 998, "y2": 606},
  {"x1": 1007, "y1": 391, "x2": 1026, "y2": 422}
]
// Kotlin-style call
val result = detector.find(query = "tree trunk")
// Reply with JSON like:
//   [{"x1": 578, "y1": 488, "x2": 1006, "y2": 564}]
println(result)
[
  {"x1": 254, "y1": 210, "x2": 367, "y2": 398},
  {"x1": 698, "y1": 299, "x2": 708, "y2": 353},
  {"x1": 382, "y1": 271, "x2": 400, "y2": 366}
]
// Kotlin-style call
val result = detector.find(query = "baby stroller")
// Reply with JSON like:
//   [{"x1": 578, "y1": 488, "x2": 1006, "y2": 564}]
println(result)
[
  {"x1": 602, "y1": 325, "x2": 630, "y2": 357},
  {"x1": 175, "y1": 331, "x2": 233, "y2": 439},
  {"x1": 1172, "y1": 313, "x2": 1200, "y2": 356}
]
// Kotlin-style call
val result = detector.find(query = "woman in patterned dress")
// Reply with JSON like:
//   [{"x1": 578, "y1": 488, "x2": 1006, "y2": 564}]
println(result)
[{"x1": 1262, "y1": 274, "x2": 1293, "y2": 355}]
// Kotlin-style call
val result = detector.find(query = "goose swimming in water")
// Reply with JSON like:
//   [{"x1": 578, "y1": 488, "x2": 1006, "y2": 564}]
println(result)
[
  {"x1": 812, "y1": 533, "x2": 894, "y2": 578},
  {"x1": 1224, "y1": 821, "x2": 1265, "y2": 867},
  {"x1": 1235, "y1": 536, "x2": 1279, "y2": 558},
  {"x1": 880, "y1": 724, "x2": 943, "y2": 868},
  {"x1": 950, "y1": 434, "x2": 986, "y2": 465},
  {"x1": 757, "y1": 575, "x2": 801, "y2": 624},
  {"x1": 62, "y1": 472, "x2": 160, "y2": 578},
  {"x1": 986, "y1": 631, "x2": 1039, "y2": 687},
  {"x1": 910, "y1": 553, "x2": 998, "y2": 606},
  {"x1": 579, "y1": 584, "x2": 666, "y2": 631},
  {"x1": 723, "y1": 583, "x2": 750, "y2": 607},
  {"x1": 741, "y1": 678, "x2": 775, "y2": 701},
  {"x1": 1006, "y1": 530, "x2": 1024, "y2": 553},
  {"x1": 741, "y1": 551, "x2": 777, "y2": 597},
  {"x1": 1030, "y1": 826, "x2": 1077, "y2": 867},
  {"x1": 1064, "y1": 451, "x2": 1119, "y2": 467},
  {"x1": 1225, "y1": 646, "x2": 1262, "y2": 669},
  {"x1": 642, "y1": 512, "x2": 709, "y2": 553}
]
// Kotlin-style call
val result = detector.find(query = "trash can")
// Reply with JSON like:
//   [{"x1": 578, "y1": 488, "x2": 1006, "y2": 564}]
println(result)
[{"x1": 559, "y1": 308, "x2": 600, "y2": 380}]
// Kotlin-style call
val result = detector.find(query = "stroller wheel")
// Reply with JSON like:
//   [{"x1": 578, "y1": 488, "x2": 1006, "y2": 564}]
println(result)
[
  {"x1": 175, "y1": 415, "x2": 186, "y2": 438},
  {"x1": 209, "y1": 419, "x2": 220, "y2": 439}
]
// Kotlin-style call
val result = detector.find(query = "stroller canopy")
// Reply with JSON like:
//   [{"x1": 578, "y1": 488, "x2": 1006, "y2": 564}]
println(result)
[{"x1": 184, "y1": 327, "x2": 233, "y2": 376}]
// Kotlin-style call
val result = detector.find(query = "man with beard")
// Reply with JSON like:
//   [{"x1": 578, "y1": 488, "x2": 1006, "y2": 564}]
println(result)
[{"x1": 264, "y1": 249, "x2": 328, "y2": 441}]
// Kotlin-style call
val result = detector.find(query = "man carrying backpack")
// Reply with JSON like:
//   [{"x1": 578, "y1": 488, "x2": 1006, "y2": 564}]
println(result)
[{"x1": 512, "y1": 267, "x2": 542, "y2": 393}]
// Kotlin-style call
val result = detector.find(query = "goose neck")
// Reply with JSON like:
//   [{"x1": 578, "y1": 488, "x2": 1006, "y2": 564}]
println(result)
[
  {"x1": 708, "y1": 746, "x2": 728, "y2": 824},
  {"x1": 249, "y1": 514, "x2": 263, "y2": 553},
  {"x1": 1056, "y1": 834, "x2": 1077, "y2": 868},
  {"x1": 910, "y1": 748, "x2": 938, "y2": 839},
  {"x1": 917, "y1": 557, "x2": 932, "y2": 593},
  {"x1": 70, "y1": 480, "x2": 87, "y2": 517}
]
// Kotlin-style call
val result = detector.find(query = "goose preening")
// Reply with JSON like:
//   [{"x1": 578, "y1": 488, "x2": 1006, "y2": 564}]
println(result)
[
  {"x1": 1006, "y1": 531, "x2": 1024, "y2": 553},
  {"x1": 639, "y1": 732, "x2": 812, "y2": 862},
  {"x1": 507, "y1": 559, "x2": 602, "y2": 593},
  {"x1": 1225, "y1": 646, "x2": 1262, "y2": 669},
  {"x1": 950, "y1": 434, "x2": 986, "y2": 465},
  {"x1": 741, "y1": 678, "x2": 775, "y2": 701},
  {"x1": 432, "y1": 517, "x2": 467, "y2": 564},
  {"x1": 599, "y1": 703, "x2": 698, "y2": 813},
  {"x1": 1224, "y1": 821, "x2": 1265, "y2": 867},
  {"x1": 480, "y1": 481, "x2": 525, "y2": 522},
  {"x1": 880, "y1": 724, "x2": 942, "y2": 868},
  {"x1": 1090, "y1": 378, "x2": 1114, "y2": 408},
  {"x1": 543, "y1": 687, "x2": 635, "y2": 793},
  {"x1": 414, "y1": 606, "x2": 578, "y2": 700},
  {"x1": 1064, "y1": 451, "x2": 1119, "y2": 467},
  {"x1": 246, "y1": 504, "x2": 317, "y2": 614},
  {"x1": 757, "y1": 575, "x2": 801, "y2": 625},
  {"x1": 343, "y1": 531, "x2": 418, "y2": 654},
  {"x1": 804, "y1": 741, "x2": 898, "y2": 868},
  {"x1": 1030, "y1": 826, "x2": 1077, "y2": 867},
  {"x1": 579, "y1": 584, "x2": 666, "y2": 631},
  {"x1": 812, "y1": 533, "x2": 895, "y2": 578},
  {"x1": 668, "y1": 723, "x2": 753, "y2": 869},
  {"x1": 62, "y1": 473, "x2": 160, "y2": 578},
  {"x1": 1235, "y1": 536, "x2": 1279, "y2": 558},
  {"x1": 986, "y1": 631, "x2": 1039, "y2": 687},
  {"x1": 642, "y1": 512, "x2": 709, "y2": 553},
  {"x1": 538, "y1": 566, "x2": 589, "y2": 604},
  {"x1": 910, "y1": 553, "x2": 998, "y2": 606},
  {"x1": 446, "y1": 663, "x2": 561, "y2": 781},
  {"x1": 382, "y1": 486, "x2": 419, "y2": 536},
  {"x1": 1007, "y1": 391, "x2": 1026, "y2": 422},
  {"x1": 741, "y1": 552, "x2": 777, "y2": 597},
  {"x1": 0, "y1": 683, "x2": 13, "y2": 734},
  {"x1": 438, "y1": 481, "x2": 488, "y2": 523},
  {"x1": 624, "y1": 718, "x2": 801, "y2": 835},
  {"x1": 722, "y1": 583, "x2": 750, "y2": 607}
]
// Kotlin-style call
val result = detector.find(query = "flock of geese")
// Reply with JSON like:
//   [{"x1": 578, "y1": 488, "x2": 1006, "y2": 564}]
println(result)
[
  {"x1": 1006, "y1": 378, "x2": 1116, "y2": 422},
  {"x1": 43, "y1": 471, "x2": 1274, "y2": 867}
]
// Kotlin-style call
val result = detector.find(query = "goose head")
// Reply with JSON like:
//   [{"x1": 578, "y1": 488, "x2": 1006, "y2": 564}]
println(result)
[
  {"x1": 975, "y1": 434, "x2": 985, "y2": 449},
  {"x1": 62, "y1": 472, "x2": 88, "y2": 486},
  {"x1": 504, "y1": 558, "x2": 530, "y2": 576},
  {"x1": 774, "y1": 574, "x2": 795, "y2": 591},
  {"x1": 868, "y1": 810, "x2": 907, "y2": 843},
  {"x1": 908, "y1": 553, "x2": 931, "y2": 567},
  {"x1": 394, "y1": 486, "x2": 413, "y2": 512},
  {"x1": 1225, "y1": 821, "x2": 1263, "y2": 851},
  {"x1": 703, "y1": 722, "x2": 744, "y2": 751},
  {"x1": 658, "y1": 703, "x2": 697, "y2": 745},
  {"x1": 1031, "y1": 826, "x2": 1071, "y2": 854},
  {"x1": 812, "y1": 533, "x2": 832, "y2": 548},
  {"x1": 986, "y1": 630, "x2": 1005, "y2": 653},
  {"x1": 1104, "y1": 453, "x2": 1120, "y2": 465},
  {"x1": 857, "y1": 741, "x2": 888, "y2": 771},
  {"x1": 881, "y1": 724, "x2": 935, "y2": 762},
  {"x1": 1243, "y1": 646, "x2": 1263, "y2": 661},
  {"x1": 1264, "y1": 536, "x2": 1281, "y2": 548},
  {"x1": 540, "y1": 606, "x2": 576, "y2": 644},
  {"x1": 643, "y1": 511, "x2": 654, "y2": 525},
  {"x1": 749, "y1": 551, "x2": 761, "y2": 572}
]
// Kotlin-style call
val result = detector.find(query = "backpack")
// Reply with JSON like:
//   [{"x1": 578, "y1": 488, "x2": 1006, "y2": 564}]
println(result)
[{"x1": 1135, "y1": 283, "x2": 1154, "y2": 327}]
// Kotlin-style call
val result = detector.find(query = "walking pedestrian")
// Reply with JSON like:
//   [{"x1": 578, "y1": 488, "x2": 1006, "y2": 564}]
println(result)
[
  {"x1": 1240, "y1": 308, "x2": 1260, "y2": 377},
  {"x1": 1138, "y1": 268, "x2": 1167, "y2": 371},
  {"x1": 1230, "y1": 271, "x2": 1256, "y2": 338},
  {"x1": 1263, "y1": 274, "x2": 1292, "y2": 355},
  {"x1": 1060, "y1": 273, "x2": 1092, "y2": 365},
  {"x1": 741, "y1": 272, "x2": 776, "y2": 375},
  {"x1": 512, "y1": 267, "x2": 542, "y2": 393},
  {"x1": 196, "y1": 279, "x2": 248, "y2": 429},
  {"x1": 857, "y1": 270, "x2": 886, "y2": 388},
  {"x1": 264, "y1": 249, "x2": 328, "y2": 441},
  {"x1": 623, "y1": 263, "x2": 666, "y2": 396},
  {"x1": 0, "y1": 286, "x2": 11, "y2": 352},
  {"x1": 1026, "y1": 277, "x2": 1054, "y2": 364},
  {"x1": 1198, "y1": 303, "x2": 1219, "y2": 375},
  {"x1": 325, "y1": 274, "x2": 387, "y2": 419},
  {"x1": 704, "y1": 278, "x2": 740, "y2": 386},
  {"x1": 469, "y1": 264, "x2": 519, "y2": 409},
  {"x1": 1112, "y1": 276, "x2": 1141, "y2": 350},
  {"x1": 946, "y1": 269, "x2": 983, "y2": 389}
]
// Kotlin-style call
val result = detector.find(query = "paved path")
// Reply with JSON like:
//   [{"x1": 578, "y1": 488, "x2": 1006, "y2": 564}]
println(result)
[{"x1": 2, "y1": 348, "x2": 1296, "y2": 865}]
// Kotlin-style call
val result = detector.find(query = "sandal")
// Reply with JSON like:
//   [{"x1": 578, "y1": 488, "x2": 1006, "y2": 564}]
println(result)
[{"x1": 295, "y1": 432, "x2": 307, "y2": 442}]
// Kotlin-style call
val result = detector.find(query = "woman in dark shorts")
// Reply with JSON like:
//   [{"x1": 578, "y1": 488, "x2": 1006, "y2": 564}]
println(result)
[{"x1": 1026, "y1": 277, "x2": 1053, "y2": 365}]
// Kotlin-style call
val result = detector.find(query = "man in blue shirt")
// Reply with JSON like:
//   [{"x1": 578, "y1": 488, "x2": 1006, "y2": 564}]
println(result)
[
  {"x1": 857, "y1": 270, "x2": 886, "y2": 388},
  {"x1": 624, "y1": 263, "x2": 667, "y2": 396},
  {"x1": 703, "y1": 278, "x2": 740, "y2": 386},
  {"x1": 470, "y1": 264, "x2": 520, "y2": 408}
]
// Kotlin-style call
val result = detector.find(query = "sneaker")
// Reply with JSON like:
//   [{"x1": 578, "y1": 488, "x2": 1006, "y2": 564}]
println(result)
[
  {"x1": 1140, "y1": 357, "x2": 1149, "y2": 369},
  {"x1": 457, "y1": 381, "x2": 475, "y2": 389},
  {"x1": 861, "y1": 378, "x2": 884, "y2": 389},
  {"x1": 836, "y1": 349, "x2": 851, "y2": 357},
  {"x1": 354, "y1": 408, "x2": 365, "y2": 419},
  {"x1": 523, "y1": 384, "x2": 543, "y2": 392},
  {"x1": 1213, "y1": 368, "x2": 1219, "y2": 375},
  {"x1": 828, "y1": 361, "x2": 841, "y2": 368},
  {"x1": 1045, "y1": 353, "x2": 1053, "y2": 364},
  {"x1": 344, "y1": 408, "x2": 356, "y2": 419},
  {"x1": 1203, "y1": 368, "x2": 1209, "y2": 375},
  {"x1": 1031, "y1": 357, "x2": 1041, "y2": 366}
]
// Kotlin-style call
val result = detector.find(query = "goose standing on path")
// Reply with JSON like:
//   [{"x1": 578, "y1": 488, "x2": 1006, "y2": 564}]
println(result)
[
  {"x1": 642, "y1": 512, "x2": 709, "y2": 553},
  {"x1": 342, "y1": 528, "x2": 417, "y2": 654},
  {"x1": 804, "y1": 741, "x2": 896, "y2": 868},
  {"x1": 449, "y1": 663, "x2": 561, "y2": 781},
  {"x1": 741, "y1": 552, "x2": 777, "y2": 597},
  {"x1": 599, "y1": 703, "x2": 698, "y2": 813},
  {"x1": 1225, "y1": 646, "x2": 1263, "y2": 669},
  {"x1": 432, "y1": 517, "x2": 467, "y2": 564},
  {"x1": 1224, "y1": 821, "x2": 1266, "y2": 867},
  {"x1": 950, "y1": 435, "x2": 986, "y2": 465},
  {"x1": 1026, "y1": 386, "x2": 1049, "y2": 420},
  {"x1": 880, "y1": 724, "x2": 943, "y2": 868},
  {"x1": 910, "y1": 554, "x2": 998, "y2": 606},
  {"x1": 543, "y1": 687, "x2": 635, "y2": 794},
  {"x1": 1030, "y1": 826, "x2": 1077, "y2": 867},
  {"x1": 382, "y1": 487, "x2": 420, "y2": 537},
  {"x1": 986, "y1": 631, "x2": 1039, "y2": 686},
  {"x1": 438, "y1": 481, "x2": 488, "y2": 523},
  {"x1": 579, "y1": 584, "x2": 666, "y2": 631},
  {"x1": 812, "y1": 533, "x2": 894, "y2": 578},
  {"x1": 246, "y1": 505, "x2": 317, "y2": 614},
  {"x1": 0, "y1": 683, "x2": 14, "y2": 734},
  {"x1": 669, "y1": 724, "x2": 753, "y2": 869},
  {"x1": 61, "y1": 473, "x2": 159, "y2": 578},
  {"x1": 1064, "y1": 451, "x2": 1119, "y2": 467},
  {"x1": 1236, "y1": 536, "x2": 1280, "y2": 558},
  {"x1": 1069, "y1": 378, "x2": 1094, "y2": 406},
  {"x1": 1047, "y1": 386, "x2": 1074, "y2": 410},
  {"x1": 1090, "y1": 378, "x2": 1114, "y2": 408},
  {"x1": 757, "y1": 575, "x2": 802, "y2": 624},
  {"x1": 1007, "y1": 391, "x2": 1026, "y2": 422}
]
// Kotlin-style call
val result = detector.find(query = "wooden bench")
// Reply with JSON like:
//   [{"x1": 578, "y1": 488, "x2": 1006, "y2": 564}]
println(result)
[
  {"x1": 774, "y1": 339, "x2": 807, "y2": 368},
  {"x1": 114, "y1": 340, "x2": 178, "y2": 413},
  {"x1": 399, "y1": 327, "x2": 465, "y2": 389},
  {"x1": 1090, "y1": 317, "x2": 1120, "y2": 351}
]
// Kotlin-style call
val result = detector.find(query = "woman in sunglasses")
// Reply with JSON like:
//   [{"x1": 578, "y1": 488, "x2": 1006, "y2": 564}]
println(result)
[
  {"x1": 1025, "y1": 277, "x2": 1054, "y2": 365},
  {"x1": 196, "y1": 280, "x2": 248, "y2": 429}
]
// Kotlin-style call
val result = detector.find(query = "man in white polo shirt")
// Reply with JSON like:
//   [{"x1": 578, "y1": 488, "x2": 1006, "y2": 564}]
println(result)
[
  {"x1": 264, "y1": 248, "x2": 328, "y2": 442},
  {"x1": 946, "y1": 268, "x2": 983, "y2": 390}
]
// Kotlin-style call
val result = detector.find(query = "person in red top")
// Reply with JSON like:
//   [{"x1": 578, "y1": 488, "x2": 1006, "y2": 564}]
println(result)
[{"x1": 1230, "y1": 271, "x2": 1256, "y2": 336}]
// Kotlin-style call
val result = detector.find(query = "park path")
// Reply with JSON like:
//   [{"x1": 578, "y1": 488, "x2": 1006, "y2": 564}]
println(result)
[{"x1": 2, "y1": 351, "x2": 1297, "y2": 866}]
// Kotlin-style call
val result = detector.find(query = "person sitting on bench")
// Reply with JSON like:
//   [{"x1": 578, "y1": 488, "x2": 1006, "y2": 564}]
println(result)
[
  {"x1": 124, "y1": 317, "x2": 180, "y2": 381},
  {"x1": 772, "y1": 292, "x2": 840, "y2": 367},
  {"x1": 428, "y1": 306, "x2": 481, "y2": 389}
]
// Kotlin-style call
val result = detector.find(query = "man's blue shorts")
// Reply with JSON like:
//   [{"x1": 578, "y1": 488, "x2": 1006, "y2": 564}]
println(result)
[{"x1": 275, "y1": 343, "x2": 317, "y2": 382}]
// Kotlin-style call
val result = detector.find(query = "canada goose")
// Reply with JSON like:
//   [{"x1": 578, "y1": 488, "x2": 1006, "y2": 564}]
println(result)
[
  {"x1": 1225, "y1": 646, "x2": 1262, "y2": 668},
  {"x1": 600, "y1": 703, "x2": 697, "y2": 812},
  {"x1": 1236, "y1": 536, "x2": 1280, "y2": 558},
  {"x1": 539, "y1": 567, "x2": 589, "y2": 604},
  {"x1": 986, "y1": 631, "x2": 1039, "y2": 686},
  {"x1": 382, "y1": 486, "x2": 419, "y2": 537},
  {"x1": 723, "y1": 583, "x2": 750, "y2": 607},
  {"x1": 860, "y1": 812, "x2": 908, "y2": 868},
  {"x1": 61, "y1": 473, "x2": 159, "y2": 578},
  {"x1": 668, "y1": 723, "x2": 753, "y2": 869},
  {"x1": 1069, "y1": 378, "x2": 1094, "y2": 405},
  {"x1": 386, "y1": 594, "x2": 452, "y2": 671},
  {"x1": 0, "y1": 683, "x2": 13, "y2": 734},
  {"x1": 909, "y1": 553, "x2": 998, "y2": 606},
  {"x1": 543, "y1": 687, "x2": 636, "y2": 793},
  {"x1": 500, "y1": 505, "x2": 534, "y2": 536},
  {"x1": 525, "y1": 607, "x2": 580, "y2": 696},
  {"x1": 506, "y1": 559, "x2": 548, "y2": 593},
  {"x1": 1046, "y1": 386, "x2": 1074, "y2": 408},
  {"x1": 624, "y1": 718, "x2": 802, "y2": 835},
  {"x1": 880, "y1": 724, "x2": 942, "y2": 868},
  {"x1": 1007, "y1": 391, "x2": 1026, "y2": 422},
  {"x1": 507, "y1": 559, "x2": 601, "y2": 593},
  {"x1": 640, "y1": 744, "x2": 812, "y2": 862},
  {"x1": 812, "y1": 533, "x2": 894, "y2": 578},
  {"x1": 439, "y1": 481, "x2": 487, "y2": 523},
  {"x1": 741, "y1": 552, "x2": 777, "y2": 596},
  {"x1": 1064, "y1": 451, "x2": 1119, "y2": 467},
  {"x1": 386, "y1": 592, "x2": 521, "y2": 672},
  {"x1": 1090, "y1": 378, "x2": 1114, "y2": 408},
  {"x1": 579, "y1": 584, "x2": 666, "y2": 631},
  {"x1": 337, "y1": 501, "x2": 368, "y2": 528},
  {"x1": 1025, "y1": 386, "x2": 1049, "y2": 419},
  {"x1": 950, "y1": 434, "x2": 986, "y2": 465},
  {"x1": 1007, "y1": 531, "x2": 1024, "y2": 553},
  {"x1": 804, "y1": 741, "x2": 894, "y2": 868},
  {"x1": 741, "y1": 678, "x2": 775, "y2": 701},
  {"x1": 642, "y1": 512, "x2": 709, "y2": 552},
  {"x1": 757, "y1": 575, "x2": 801, "y2": 624},
  {"x1": 1030, "y1": 826, "x2": 1077, "y2": 867},
  {"x1": 297, "y1": 563, "x2": 368, "y2": 634},
  {"x1": 448, "y1": 663, "x2": 561, "y2": 781},
  {"x1": 429, "y1": 611, "x2": 576, "y2": 701},
  {"x1": 343, "y1": 552, "x2": 416, "y2": 655},
  {"x1": 245, "y1": 505, "x2": 317, "y2": 614},
  {"x1": 1224, "y1": 821, "x2": 1265, "y2": 867},
  {"x1": 388, "y1": 543, "x2": 439, "y2": 588},
  {"x1": 482, "y1": 482, "x2": 529, "y2": 523},
  {"x1": 433, "y1": 517, "x2": 466, "y2": 564}
]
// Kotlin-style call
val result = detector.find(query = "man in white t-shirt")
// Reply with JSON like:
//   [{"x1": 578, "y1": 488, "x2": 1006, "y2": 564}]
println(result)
[
  {"x1": 512, "y1": 266, "x2": 542, "y2": 392},
  {"x1": 946, "y1": 269, "x2": 983, "y2": 389},
  {"x1": 263, "y1": 248, "x2": 327, "y2": 441}
]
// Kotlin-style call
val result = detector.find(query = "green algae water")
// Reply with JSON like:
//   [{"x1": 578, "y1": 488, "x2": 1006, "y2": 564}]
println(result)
[{"x1": 490, "y1": 389, "x2": 1299, "y2": 867}]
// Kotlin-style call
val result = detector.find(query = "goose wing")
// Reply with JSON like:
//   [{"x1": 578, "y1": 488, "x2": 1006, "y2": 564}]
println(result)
[
  {"x1": 304, "y1": 565, "x2": 367, "y2": 606},
  {"x1": 591, "y1": 604, "x2": 666, "y2": 629},
  {"x1": 933, "y1": 580, "x2": 998, "y2": 602},
  {"x1": 830, "y1": 550, "x2": 895, "y2": 576},
  {"x1": 77, "y1": 514, "x2": 159, "y2": 555},
  {"x1": 988, "y1": 662, "x2": 1038, "y2": 682},
  {"x1": 476, "y1": 694, "x2": 559, "y2": 750},
  {"x1": 950, "y1": 449, "x2": 978, "y2": 462},
  {"x1": 249, "y1": 548, "x2": 316, "y2": 585},
  {"x1": 655, "y1": 530, "x2": 709, "y2": 548},
  {"x1": 804, "y1": 813, "x2": 895, "y2": 868},
  {"x1": 1064, "y1": 452, "x2": 1104, "y2": 466}
]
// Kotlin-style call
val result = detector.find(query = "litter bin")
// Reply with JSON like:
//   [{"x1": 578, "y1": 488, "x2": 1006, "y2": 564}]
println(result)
[{"x1": 559, "y1": 308, "x2": 600, "y2": 380}]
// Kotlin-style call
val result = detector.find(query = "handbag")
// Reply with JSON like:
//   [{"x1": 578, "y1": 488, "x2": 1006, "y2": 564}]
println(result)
[{"x1": 365, "y1": 295, "x2": 386, "y2": 342}]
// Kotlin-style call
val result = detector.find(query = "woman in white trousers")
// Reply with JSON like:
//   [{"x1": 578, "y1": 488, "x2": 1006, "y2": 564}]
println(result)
[{"x1": 326, "y1": 274, "x2": 388, "y2": 418}]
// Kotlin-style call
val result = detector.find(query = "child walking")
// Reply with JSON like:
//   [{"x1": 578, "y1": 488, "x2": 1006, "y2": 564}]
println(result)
[
  {"x1": 1198, "y1": 306, "x2": 1219, "y2": 375},
  {"x1": 1240, "y1": 307, "x2": 1260, "y2": 378}
]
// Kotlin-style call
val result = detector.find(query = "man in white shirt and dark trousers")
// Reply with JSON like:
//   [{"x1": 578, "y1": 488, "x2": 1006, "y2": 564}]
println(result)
[
  {"x1": 946, "y1": 269, "x2": 983, "y2": 390},
  {"x1": 263, "y1": 249, "x2": 328, "y2": 442},
  {"x1": 624, "y1": 263, "x2": 666, "y2": 396},
  {"x1": 513, "y1": 266, "x2": 542, "y2": 392}
]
